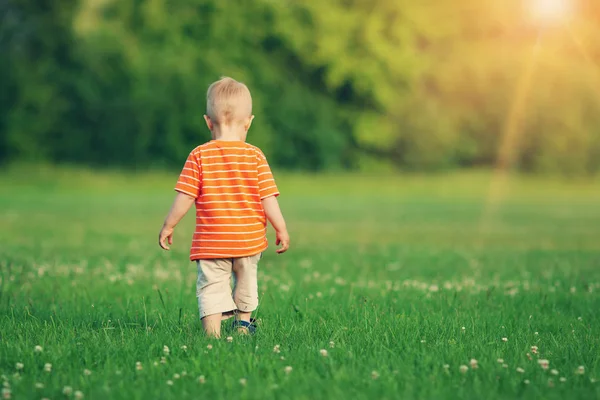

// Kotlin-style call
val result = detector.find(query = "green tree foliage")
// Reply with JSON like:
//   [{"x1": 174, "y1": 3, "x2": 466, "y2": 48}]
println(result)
[{"x1": 1, "y1": 0, "x2": 599, "y2": 173}]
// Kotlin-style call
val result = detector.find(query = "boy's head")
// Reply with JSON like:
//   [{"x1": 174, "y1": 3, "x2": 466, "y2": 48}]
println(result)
[{"x1": 205, "y1": 77, "x2": 253, "y2": 129}]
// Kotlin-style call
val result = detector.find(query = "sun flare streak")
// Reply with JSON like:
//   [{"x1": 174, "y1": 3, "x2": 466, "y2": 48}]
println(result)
[
  {"x1": 566, "y1": 24, "x2": 600, "y2": 74},
  {"x1": 529, "y1": 0, "x2": 573, "y2": 25},
  {"x1": 478, "y1": 35, "x2": 543, "y2": 238}
]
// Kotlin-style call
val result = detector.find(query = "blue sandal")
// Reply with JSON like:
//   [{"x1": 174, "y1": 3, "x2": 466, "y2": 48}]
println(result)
[{"x1": 232, "y1": 318, "x2": 257, "y2": 334}]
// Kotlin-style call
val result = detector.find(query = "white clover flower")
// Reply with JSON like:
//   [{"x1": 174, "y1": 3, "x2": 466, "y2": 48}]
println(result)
[
  {"x1": 461, "y1": 326, "x2": 466, "y2": 332},
  {"x1": 166, "y1": 380, "x2": 173, "y2": 386},
  {"x1": 239, "y1": 378, "x2": 247, "y2": 386},
  {"x1": 469, "y1": 359, "x2": 478, "y2": 369},
  {"x1": 560, "y1": 377, "x2": 567, "y2": 382},
  {"x1": 371, "y1": 371, "x2": 380, "y2": 380},
  {"x1": 15, "y1": 363, "x2": 23, "y2": 371},
  {"x1": 74, "y1": 390, "x2": 84, "y2": 399},
  {"x1": 502, "y1": 337, "x2": 508, "y2": 342},
  {"x1": 44, "y1": 363, "x2": 52, "y2": 373},
  {"x1": 329, "y1": 341, "x2": 335, "y2": 348},
  {"x1": 524, "y1": 379, "x2": 530, "y2": 385},
  {"x1": 538, "y1": 359, "x2": 550, "y2": 370},
  {"x1": 34, "y1": 346, "x2": 43, "y2": 354},
  {"x1": 207, "y1": 344, "x2": 213, "y2": 350},
  {"x1": 534, "y1": 332, "x2": 539, "y2": 335},
  {"x1": 516, "y1": 367, "x2": 525, "y2": 374},
  {"x1": 319, "y1": 349, "x2": 328, "y2": 357},
  {"x1": 459, "y1": 365, "x2": 469, "y2": 374},
  {"x1": 136, "y1": 362, "x2": 143, "y2": 371},
  {"x1": 284, "y1": 366, "x2": 292, "y2": 375},
  {"x1": 35, "y1": 383, "x2": 44, "y2": 389},
  {"x1": 63, "y1": 386, "x2": 73, "y2": 395},
  {"x1": 198, "y1": 375, "x2": 206, "y2": 384},
  {"x1": 173, "y1": 374, "x2": 180, "y2": 380},
  {"x1": 531, "y1": 345, "x2": 538, "y2": 354},
  {"x1": 163, "y1": 345, "x2": 170, "y2": 355},
  {"x1": 273, "y1": 345, "x2": 280, "y2": 354},
  {"x1": 497, "y1": 358, "x2": 504, "y2": 364},
  {"x1": 550, "y1": 369, "x2": 559, "y2": 376},
  {"x1": 153, "y1": 361, "x2": 159, "y2": 367},
  {"x1": 226, "y1": 336, "x2": 233, "y2": 343},
  {"x1": 181, "y1": 371, "x2": 187, "y2": 377},
  {"x1": 576, "y1": 366, "x2": 585, "y2": 375},
  {"x1": 160, "y1": 357, "x2": 167, "y2": 364},
  {"x1": 502, "y1": 363, "x2": 508, "y2": 369},
  {"x1": 83, "y1": 369, "x2": 92, "y2": 376},
  {"x1": 181, "y1": 345, "x2": 188, "y2": 352},
  {"x1": 1, "y1": 388, "x2": 10, "y2": 400},
  {"x1": 443, "y1": 364, "x2": 450, "y2": 370}
]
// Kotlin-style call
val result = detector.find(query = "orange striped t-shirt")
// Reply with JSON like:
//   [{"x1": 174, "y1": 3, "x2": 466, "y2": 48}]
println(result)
[{"x1": 175, "y1": 140, "x2": 279, "y2": 260}]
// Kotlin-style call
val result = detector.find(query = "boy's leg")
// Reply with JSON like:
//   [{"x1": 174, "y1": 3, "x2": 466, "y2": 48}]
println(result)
[
  {"x1": 196, "y1": 259, "x2": 237, "y2": 337},
  {"x1": 202, "y1": 314, "x2": 223, "y2": 337},
  {"x1": 232, "y1": 253, "x2": 260, "y2": 328}
]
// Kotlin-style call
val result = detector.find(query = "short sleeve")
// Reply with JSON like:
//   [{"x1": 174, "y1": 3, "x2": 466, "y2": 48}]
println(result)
[
  {"x1": 175, "y1": 151, "x2": 202, "y2": 198},
  {"x1": 257, "y1": 151, "x2": 279, "y2": 199}
]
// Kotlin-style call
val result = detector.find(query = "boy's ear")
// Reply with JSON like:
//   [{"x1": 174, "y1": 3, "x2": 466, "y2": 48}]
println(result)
[
  {"x1": 245, "y1": 115, "x2": 255, "y2": 131},
  {"x1": 203, "y1": 115, "x2": 213, "y2": 131}
]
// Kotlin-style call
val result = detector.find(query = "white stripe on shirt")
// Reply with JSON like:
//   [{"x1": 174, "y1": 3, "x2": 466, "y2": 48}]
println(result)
[
  {"x1": 175, "y1": 188, "x2": 197, "y2": 197},
  {"x1": 203, "y1": 162, "x2": 256, "y2": 167},
  {"x1": 192, "y1": 242, "x2": 265, "y2": 251},
  {"x1": 203, "y1": 184, "x2": 257, "y2": 189},
  {"x1": 202, "y1": 169, "x2": 256, "y2": 174},
  {"x1": 198, "y1": 215, "x2": 262, "y2": 219},
  {"x1": 260, "y1": 185, "x2": 278, "y2": 192},
  {"x1": 197, "y1": 200, "x2": 261, "y2": 205},
  {"x1": 193, "y1": 228, "x2": 265, "y2": 235},
  {"x1": 200, "y1": 192, "x2": 259, "y2": 198},
  {"x1": 201, "y1": 154, "x2": 256, "y2": 160},
  {"x1": 193, "y1": 237, "x2": 263, "y2": 243},
  {"x1": 202, "y1": 177, "x2": 258, "y2": 181},
  {"x1": 177, "y1": 181, "x2": 198, "y2": 189},
  {"x1": 196, "y1": 207, "x2": 261, "y2": 212},
  {"x1": 196, "y1": 222, "x2": 262, "y2": 227}
]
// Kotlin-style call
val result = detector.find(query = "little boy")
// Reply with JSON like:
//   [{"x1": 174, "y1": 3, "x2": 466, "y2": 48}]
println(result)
[{"x1": 158, "y1": 77, "x2": 290, "y2": 337}]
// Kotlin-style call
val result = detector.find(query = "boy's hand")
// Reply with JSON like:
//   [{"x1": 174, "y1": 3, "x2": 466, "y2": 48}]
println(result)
[
  {"x1": 275, "y1": 230, "x2": 290, "y2": 254},
  {"x1": 159, "y1": 226, "x2": 174, "y2": 250},
  {"x1": 159, "y1": 192, "x2": 195, "y2": 251}
]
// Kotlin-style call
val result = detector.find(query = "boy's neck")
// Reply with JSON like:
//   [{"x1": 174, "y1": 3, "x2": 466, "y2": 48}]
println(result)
[{"x1": 211, "y1": 124, "x2": 246, "y2": 142}]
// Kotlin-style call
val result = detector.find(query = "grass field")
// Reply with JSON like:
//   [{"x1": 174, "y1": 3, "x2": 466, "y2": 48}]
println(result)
[{"x1": 1, "y1": 166, "x2": 599, "y2": 399}]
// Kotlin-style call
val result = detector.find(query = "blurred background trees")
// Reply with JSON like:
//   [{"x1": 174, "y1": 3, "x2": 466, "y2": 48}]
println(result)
[{"x1": 1, "y1": 0, "x2": 599, "y2": 173}]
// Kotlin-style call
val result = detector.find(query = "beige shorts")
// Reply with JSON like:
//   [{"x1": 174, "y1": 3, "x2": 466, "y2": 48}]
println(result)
[{"x1": 196, "y1": 253, "x2": 261, "y2": 319}]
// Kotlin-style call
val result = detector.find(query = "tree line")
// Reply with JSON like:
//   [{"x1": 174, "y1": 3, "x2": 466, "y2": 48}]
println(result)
[{"x1": 1, "y1": 0, "x2": 599, "y2": 174}]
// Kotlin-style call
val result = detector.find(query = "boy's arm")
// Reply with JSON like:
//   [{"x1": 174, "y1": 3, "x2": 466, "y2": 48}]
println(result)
[
  {"x1": 159, "y1": 192, "x2": 196, "y2": 250},
  {"x1": 261, "y1": 195, "x2": 290, "y2": 254}
]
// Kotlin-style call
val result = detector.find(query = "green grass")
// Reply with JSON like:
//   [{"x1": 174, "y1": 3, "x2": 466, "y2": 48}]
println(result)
[{"x1": 1, "y1": 166, "x2": 599, "y2": 399}]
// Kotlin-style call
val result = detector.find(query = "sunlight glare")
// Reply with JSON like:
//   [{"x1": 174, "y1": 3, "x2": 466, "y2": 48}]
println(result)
[{"x1": 529, "y1": 0, "x2": 573, "y2": 24}]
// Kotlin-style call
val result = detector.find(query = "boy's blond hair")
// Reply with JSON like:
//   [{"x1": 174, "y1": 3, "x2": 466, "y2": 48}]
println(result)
[{"x1": 206, "y1": 77, "x2": 252, "y2": 125}]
